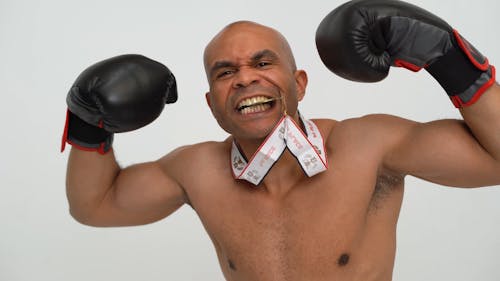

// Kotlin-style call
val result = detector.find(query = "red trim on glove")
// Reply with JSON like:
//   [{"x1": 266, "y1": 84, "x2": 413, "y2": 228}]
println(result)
[
  {"x1": 97, "y1": 119, "x2": 106, "y2": 155},
  {"x1": 65, "y1": 139, "x2": 111, "y2": 155},
  {"x1": 453, "y1": 29, "x2": 489, "y2": 71},
  {"x1": 394, "y1": 59, "x2": 423, "y2": 72},
  {"x1": 451, "y1": 65, "x2": 496, "y2": 108},
  {"x1": 60, "y1": 109, "x2": 70, "y2": 152},
  {"x1": 61, "y1": 109, "x2": 109, "y2": 155}
]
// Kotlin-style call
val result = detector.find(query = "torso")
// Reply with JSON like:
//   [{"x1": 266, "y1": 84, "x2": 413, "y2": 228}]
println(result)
[{"x1": 174, "y1": 117, "x2": 405, "y2": 281}]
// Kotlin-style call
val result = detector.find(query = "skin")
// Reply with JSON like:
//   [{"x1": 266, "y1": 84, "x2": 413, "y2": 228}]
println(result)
[{"x1": 66, "y1": 21, "x2": 500, "y2": 281}]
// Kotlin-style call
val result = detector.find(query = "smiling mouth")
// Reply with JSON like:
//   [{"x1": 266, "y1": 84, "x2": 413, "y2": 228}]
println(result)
[{"x1": 236, "y1": 96, "x2": 280, "y2": 115}]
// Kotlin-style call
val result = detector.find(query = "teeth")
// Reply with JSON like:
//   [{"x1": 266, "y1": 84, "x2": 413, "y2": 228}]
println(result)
[
  {"x1": 240, "y1": 103, "x2": 271, "y2": 115},
  {"x1": 237, "y1": 96, "x2": 274, "y2": 110}
]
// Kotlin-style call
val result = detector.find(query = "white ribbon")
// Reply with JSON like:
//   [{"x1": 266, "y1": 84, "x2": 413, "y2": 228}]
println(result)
[{"x1": 231, "y1": 114, "x2": 328, "y2": 185}]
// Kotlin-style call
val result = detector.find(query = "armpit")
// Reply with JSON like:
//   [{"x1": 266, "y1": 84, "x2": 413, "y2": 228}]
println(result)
[{"x1": 369, "y1": 172, "x2": 404, "y2": 211}]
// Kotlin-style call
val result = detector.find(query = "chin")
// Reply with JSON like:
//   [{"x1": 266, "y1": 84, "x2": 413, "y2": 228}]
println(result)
[
  {"x1": 221, "y1": 105, "x2": 285, "y2": 140},
  {"x1": 234, "y1": 120, "x2": 280, "y2": 141}
]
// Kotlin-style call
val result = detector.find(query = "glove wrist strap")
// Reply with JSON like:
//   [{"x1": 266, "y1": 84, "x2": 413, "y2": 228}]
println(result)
[
  {"x1": 61, "y1": 110, "x2": 113, "y2": 154},
  {"x1": 426, "y1": 30, "x2": 496, "y2": 108}
]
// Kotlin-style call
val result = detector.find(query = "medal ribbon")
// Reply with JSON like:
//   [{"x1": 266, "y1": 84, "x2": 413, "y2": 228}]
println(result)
[{"x1": 231, "y1": 114, "x2": 328, "y2": 185}]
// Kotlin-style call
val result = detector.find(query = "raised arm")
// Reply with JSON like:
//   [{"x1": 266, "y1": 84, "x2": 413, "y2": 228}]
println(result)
[
  {"x1": 66, "y1": 148, "x2": 187, "y2": 227},
  {"x1": 460, "y1": 83, "x2": 500, "y2": 161},
  {"x1": 316, "y1": 0, "x2": 500, "y2": 187},
  {"x1": 388, "y1": 84, "x2": 500, "y2": 187},
  {"x1": 62, "y1": 54, "x2": 185, "y2": 226}
]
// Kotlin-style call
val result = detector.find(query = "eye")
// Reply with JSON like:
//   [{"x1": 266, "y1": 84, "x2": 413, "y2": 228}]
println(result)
[
  {"x1": 216, "y1": 69, "x2": 235, "y2": 79},
  {"x1": 256, "y1": 61, "x2": 271, "y2": 68}
]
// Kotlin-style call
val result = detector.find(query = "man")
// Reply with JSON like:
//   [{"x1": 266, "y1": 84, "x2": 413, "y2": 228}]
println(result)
[{"x1": 62, "y1": 0, "x2": 500, "y2": 280}]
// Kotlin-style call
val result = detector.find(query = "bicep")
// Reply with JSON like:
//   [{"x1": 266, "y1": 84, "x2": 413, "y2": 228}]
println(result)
[
  {"x1": 385, "y1": 118, "x2": 500, "y2": 188},
  {"x1": 93, "y1": 159, "x2": 187, "y2": 227}
]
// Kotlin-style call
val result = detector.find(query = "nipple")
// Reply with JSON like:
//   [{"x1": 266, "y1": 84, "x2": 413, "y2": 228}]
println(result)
[{"x1": 338, "y1": 253, "x2": 350, "y2": 266}]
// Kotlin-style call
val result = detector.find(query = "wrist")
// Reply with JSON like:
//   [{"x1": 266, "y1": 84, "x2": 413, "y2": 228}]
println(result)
[
  {"x1": 61, "y1": 110, "x2": 114, "y2": 154},
  {"x1": 426, "y1": 30, "x2": 496, "y2": 108}
]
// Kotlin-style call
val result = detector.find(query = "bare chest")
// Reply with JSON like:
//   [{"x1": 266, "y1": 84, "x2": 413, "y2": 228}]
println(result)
[{"x1": 193, "y1": 170, "x2": 404, "y2": 281}]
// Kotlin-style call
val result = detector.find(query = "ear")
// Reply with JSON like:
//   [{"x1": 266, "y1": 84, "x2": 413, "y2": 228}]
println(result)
[
  {"x1": 294, "y1": 70, "x2": 308, "y2": 101},
  {"x1": 205, "y1": 92, "x2": 212, "y2": 108}
]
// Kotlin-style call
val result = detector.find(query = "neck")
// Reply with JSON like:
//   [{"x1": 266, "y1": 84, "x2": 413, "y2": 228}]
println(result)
[
  {"x1": 232, "y1": 113, "x2": 307, "y2": 195},
  {"x1": 233, "y1": 113, "x2": 304, "y2": 155},
  {"x1": 233, "y1": 136, "x2": 266, "y2": 161},
  {"x1": 230, "y1": 111, "x2": 327, "y2": 191},
  {"x1": 260, "y1": 149, "x2": 305, "y2": 196}
]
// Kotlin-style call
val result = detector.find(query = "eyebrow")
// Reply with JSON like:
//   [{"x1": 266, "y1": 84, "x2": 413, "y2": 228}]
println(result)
[
  {"x1": 251, "y1": 49, "x2": 279, "y2": 63},
  {"x1": 210, "y1": 60, "x2": 236, "y2": 77},
  {"x1": 209, "y1": 49, "x2": 279, "y2": 77}
]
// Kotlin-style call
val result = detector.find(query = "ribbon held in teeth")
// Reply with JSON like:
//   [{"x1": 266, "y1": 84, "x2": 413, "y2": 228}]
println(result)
[{"x1": 231, "y1": 114, "x2": 328, "y2": 185}]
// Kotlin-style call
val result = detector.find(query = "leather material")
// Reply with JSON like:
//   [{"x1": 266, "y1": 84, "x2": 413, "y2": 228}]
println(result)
[
  {"x1": 315, "y1": 0, "x2": 451, "y2": 82},
  {"x1": 66, "y1": 54, "x2": 177, "y2": 133},
  {"x1": 315, "y1": 0, "x2": 494, "y2": 107}
]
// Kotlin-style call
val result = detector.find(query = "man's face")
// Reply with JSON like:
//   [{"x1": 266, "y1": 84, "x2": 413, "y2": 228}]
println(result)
[{"x1": 204, "y1": 23, "x2": 307, "y2": 141}]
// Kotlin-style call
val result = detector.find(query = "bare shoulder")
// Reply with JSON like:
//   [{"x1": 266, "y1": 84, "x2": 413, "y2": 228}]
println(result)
[
  {"x1": 156, "y1": 139, "x2": 231, "y2": 188},
  {"x1": 319, "y1": 114, "x2": 418, "y2": 142},
  {"x1": 158, "y1": 140, "x2": 229, "y2": 169},
  {"x1": 161, "y1": 140, "x2": 227, "y2": 158},
  {"x1": 314, "y1": 114, "x2": 419, "y2": 173}
]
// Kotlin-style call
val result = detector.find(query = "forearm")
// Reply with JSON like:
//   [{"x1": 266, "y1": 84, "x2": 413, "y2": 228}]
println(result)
[
  {"x1": 460, "y1": 82, "x2": 500, "y2": 161},
  {"x1": 66, "y1": 147, "x2": 120, "y2": 223}
]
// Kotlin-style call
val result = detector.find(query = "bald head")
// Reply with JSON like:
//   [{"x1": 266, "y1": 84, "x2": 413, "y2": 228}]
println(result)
[{"x1": 203, "y1": 21, "x2": 297, "y2": 79}]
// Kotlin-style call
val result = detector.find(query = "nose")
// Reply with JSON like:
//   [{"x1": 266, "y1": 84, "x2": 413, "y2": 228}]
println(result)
[{"x1": 233, "y1": 66, "x2": 259, "y2": 88}]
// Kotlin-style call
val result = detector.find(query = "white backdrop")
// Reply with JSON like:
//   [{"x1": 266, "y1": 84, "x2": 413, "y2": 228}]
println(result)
[{"x1": 1, "y1": 0, "x2": 499, "y2": 280}]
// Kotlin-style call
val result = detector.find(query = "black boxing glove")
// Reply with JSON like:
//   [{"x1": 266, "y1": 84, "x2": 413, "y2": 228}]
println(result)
[
  {"x1": 61, "y1": 54, "x2": 177, "y2": 154},
  {"x1": 316, "y1": 0, "x2": 496, "y2": 108}
]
